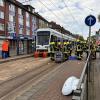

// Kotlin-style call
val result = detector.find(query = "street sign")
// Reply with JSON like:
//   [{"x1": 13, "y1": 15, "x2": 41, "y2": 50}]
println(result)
[{"x1": 85, "y1": 15, "x2": 96, "y2": 26}]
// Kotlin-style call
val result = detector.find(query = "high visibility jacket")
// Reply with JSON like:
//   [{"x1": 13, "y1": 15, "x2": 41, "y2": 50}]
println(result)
[
  {"x1": 2, "y1": 42, "x2": 9, "y2": 51},
  {"x1": 50, "y1": 42, "x2": 55, "y2": 45},
  {"x1": 76, "y1": 45, "x2": 82, "y2": 51},
  {"x1": 58, "y1": 42, "x2": 61, "y2": 45},
  {"x1": 64, "y1": 42, "x2": 67, "y2": 45}
]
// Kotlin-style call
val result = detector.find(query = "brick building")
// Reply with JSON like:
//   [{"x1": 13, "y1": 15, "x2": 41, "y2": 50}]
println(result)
[
  {"x1": 0, "y1": 0, "x2": 49, "y2": 57},
  {"x1": 49, "y1": 21, "x2": 74, "y2": 38}
]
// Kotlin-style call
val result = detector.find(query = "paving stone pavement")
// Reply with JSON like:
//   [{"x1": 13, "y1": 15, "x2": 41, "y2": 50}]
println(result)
[{"x1": 16, "y1": 60, "x2": 85, "y2": 100}]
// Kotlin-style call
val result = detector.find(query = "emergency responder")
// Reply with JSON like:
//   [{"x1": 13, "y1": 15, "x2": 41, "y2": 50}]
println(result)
[
  {"x1": 2, "y1": 40, "x2": 9, "y2": 59},
  {"x1": 91, "y1": 43, "x2": 96, "y2": 59},
  {"x1": 75, "y1": 40, "x2": 82, "y2": 60},
  {"x1": 68, "y1": 42, "x2": 73, "y2": 56},
  {"x1": 57, "y1": 40, "x2": 62, "y2": 51},
  {"x1": 86, "y1": 43, "x2": 89, "y2": 58},
  {"x1": 63, "y1": 41, "x2": 68, "y2": 60},
  {"x1": 50, "y1": 41, "x2": 56, "y2": 60}
]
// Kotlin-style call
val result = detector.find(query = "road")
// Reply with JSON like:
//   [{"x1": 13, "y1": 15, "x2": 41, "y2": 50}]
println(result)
[
  {"x1": 16, "y1": 60, "x2": 85, "y2": 100},
  {"x1": 0, "y1": 57, "x2": 85, "y2": 100}
]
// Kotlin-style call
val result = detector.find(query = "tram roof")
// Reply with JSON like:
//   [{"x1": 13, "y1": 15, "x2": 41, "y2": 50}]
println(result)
[{"x1": 36, "y1": 28, "x2": 76, "y2": 41}]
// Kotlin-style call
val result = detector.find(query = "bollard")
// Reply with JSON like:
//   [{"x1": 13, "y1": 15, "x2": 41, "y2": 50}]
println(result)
[
  {"x1": 34, "y1": 51, "x2": 39, "y2": 58},
  {"x1": 43, "y1": 52, "x2": 47, "y2": 58}
]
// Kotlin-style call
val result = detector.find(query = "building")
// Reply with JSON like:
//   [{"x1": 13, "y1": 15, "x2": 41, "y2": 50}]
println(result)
[
  {"x1": 49, "y1": 21, "x2": 75, "y2": 39},
  {"x1": 0, "y1": 0, "x2": 49, "y2": 58}
]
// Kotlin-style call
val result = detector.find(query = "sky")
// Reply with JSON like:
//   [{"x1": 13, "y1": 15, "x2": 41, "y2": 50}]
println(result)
[{"x1": 17, "y1": 0, "x2": 100, "y2": 39}]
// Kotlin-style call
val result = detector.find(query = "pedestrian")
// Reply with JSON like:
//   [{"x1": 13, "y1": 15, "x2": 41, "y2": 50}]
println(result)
[{"x1": 2, "y1": 40, "x2": 9, "y2": 59}]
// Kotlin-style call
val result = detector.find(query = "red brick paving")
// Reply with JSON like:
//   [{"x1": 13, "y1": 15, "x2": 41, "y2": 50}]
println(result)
[{"x1": 16, "y1": 60, "x2": 85, "y2": 100}]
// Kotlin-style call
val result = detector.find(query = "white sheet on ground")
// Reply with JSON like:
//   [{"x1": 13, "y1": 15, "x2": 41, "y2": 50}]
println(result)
[{"x1": 62, "y1": 76, "x2": 79, "y2": 95}]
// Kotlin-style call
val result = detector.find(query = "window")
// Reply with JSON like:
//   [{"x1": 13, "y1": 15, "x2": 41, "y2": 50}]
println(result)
[
  {"x1": 8, "y1": 22, "x2": 15, "y2": 33},
  {"x1": 9, "y1": 14, "x2": 14, "y2": 22},
  {"x1": 19, "y1": 28, "x2": 23, "y2": 34},
  {"x1": 26, "y1": 28, "x2": 30, "y2": 35},
  {"x1": 9, "y1": 4, "x2": 15, "y2": 12},
  {"x1": 19, "y1": 16, "x2": 23, "y2": 25},
  {"x1": 18, "y1": 8, "x2": 21, "y2": 15},
  {"x1": 26, "y1": 20, "x2": 30, "y2": 27},
  {"x1": 37, "y1": 31, "x2": 50, "y2": 45},
  {"x1": 0, "y1": 11, "x2": 4, "y2": 19},
  {"x1": 0, "y1": 23, "x2": 4, "y2": 31},
  {"x1": 0, "y1": 0, "x2": 4, "y2": 6},
  {"x1": 26, "y1": 12, "x2": 29, "y2": 18}
]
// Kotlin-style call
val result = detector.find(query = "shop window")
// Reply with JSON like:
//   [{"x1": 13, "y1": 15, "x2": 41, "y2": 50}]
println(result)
[
  {"x1": 0, "y1": 0, "x2": 4, "y2": 6},
  {"x1": 0, "y1": 11, "x2": 4, "y2": 19},
  {"x1": 0, "y1": 23, "x2": 4, "y2": 31}
]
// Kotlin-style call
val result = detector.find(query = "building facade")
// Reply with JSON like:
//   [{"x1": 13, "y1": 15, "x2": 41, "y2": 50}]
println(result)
[{"x1": 0, "y1": 0, "x2": 49, "y2": 58}]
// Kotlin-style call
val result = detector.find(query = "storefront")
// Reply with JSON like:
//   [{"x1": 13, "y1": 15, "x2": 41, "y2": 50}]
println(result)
[
  {"x1": 5, "y1": 34, "x2": 36, "y2": 57},
  {"x1": 7, "y1": 34, "x2": 17, "y2": 57},
  {"x1": 27, "y1": 36, "x2": 36, "y2": 54}
]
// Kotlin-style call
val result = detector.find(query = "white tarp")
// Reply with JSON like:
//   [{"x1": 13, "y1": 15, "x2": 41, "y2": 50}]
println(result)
[{"x1": 62, "y1": 76, "x2": 79, "y2": 95}]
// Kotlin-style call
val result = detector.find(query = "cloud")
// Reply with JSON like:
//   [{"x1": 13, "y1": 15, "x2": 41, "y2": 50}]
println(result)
[{"x1": 17, "y1": 0, "x2": 100, "y2": 39}]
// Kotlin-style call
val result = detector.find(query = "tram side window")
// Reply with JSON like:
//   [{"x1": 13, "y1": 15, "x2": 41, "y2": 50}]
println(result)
[
  {"x1": 50, "y1": 35, "x2": 57, "y2": 42},
  {"x1": 50, "y1": 35, "x2": 53, "y2": 42}
]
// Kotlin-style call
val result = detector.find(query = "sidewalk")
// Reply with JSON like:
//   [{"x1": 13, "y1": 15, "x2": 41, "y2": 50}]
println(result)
[
  {"x1": 88, "y1": 53, "x2": 100, "y2": 100},
  {"x1": 0, "y1": 54, "x2": 34, "y2": 64}
]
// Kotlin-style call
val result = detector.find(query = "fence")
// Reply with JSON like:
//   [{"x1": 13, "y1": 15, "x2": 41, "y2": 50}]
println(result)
[{"x1": 72, "y1": 52, "x2": 91, "y2": 100}]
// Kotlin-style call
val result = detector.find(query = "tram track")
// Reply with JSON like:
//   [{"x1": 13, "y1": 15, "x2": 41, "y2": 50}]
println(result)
[
  {"x1": 0, "y1": 61, "x2": 60, "y2": 100},
  {"x1": 0, "y1": 57, "x2": 50, "y2": 83}
]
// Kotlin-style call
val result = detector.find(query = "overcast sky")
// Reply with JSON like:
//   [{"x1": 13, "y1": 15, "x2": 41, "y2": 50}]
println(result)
[{"x1": 17, "y1": 0, "x2": 100, "y2": 39}]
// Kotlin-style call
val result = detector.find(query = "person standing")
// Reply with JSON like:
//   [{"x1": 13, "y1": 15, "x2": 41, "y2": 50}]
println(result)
[{"x1": 2, "y1": 40, "x2": 9, "y2": 59}]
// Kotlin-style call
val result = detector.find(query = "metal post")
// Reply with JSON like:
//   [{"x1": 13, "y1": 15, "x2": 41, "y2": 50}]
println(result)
[{"x1": 88, "y1": 26, "x2": 91, "y2": 52}]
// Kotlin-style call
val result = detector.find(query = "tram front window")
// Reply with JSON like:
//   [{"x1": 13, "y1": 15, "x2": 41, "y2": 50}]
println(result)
[{"x1": 37, "y1": 31, "x2": 50, "y2": 45}]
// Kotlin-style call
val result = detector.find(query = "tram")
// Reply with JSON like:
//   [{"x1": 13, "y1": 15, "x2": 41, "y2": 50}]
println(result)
[{"x1": 36, "y1": 28, "x2": 75, "y2": 55}]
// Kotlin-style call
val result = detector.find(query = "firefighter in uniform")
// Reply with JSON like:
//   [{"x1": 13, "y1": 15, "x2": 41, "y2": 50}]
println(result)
[
  {"x1": 91, "y1": 43, "x2": 96, "y2": 59},
  {"x1": 75, "y1": 40, "x2": 82, "y2": 60},
  {"x1": 63, "y1": 41, "x2": 69, "y2": 60},
  {"x1": 57, "y1": 40, "x2": 62, "y2": 51},
  {"x1": 50, "y1": 41, "x2": 55, "y2": 60}
]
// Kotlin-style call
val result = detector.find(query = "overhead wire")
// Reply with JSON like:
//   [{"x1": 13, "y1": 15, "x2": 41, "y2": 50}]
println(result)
[
  {"x1": 63, "y1": 0, "x2": 84, "y2": 35},
  {"x1": 21, "y1": 0, "x2": 64, "y2": 24},
  {"x1": 49, "y1": 0, "x2": 65, "y2": 17},
  {"x1": 20, "y1": 0, "x2": 76, "y2": 34},
  {"x1": 38, "y1": 0, "x2": 68, "y2": 26},
  {"x1": 48, "y1": 0, "x2": 73, "y2": 29}
]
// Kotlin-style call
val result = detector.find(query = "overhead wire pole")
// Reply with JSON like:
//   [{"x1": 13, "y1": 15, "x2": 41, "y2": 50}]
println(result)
[{"x1": 63, "y1": 0, "x2": 84, "y2": 35}]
